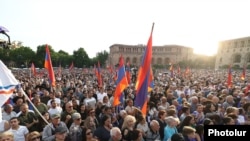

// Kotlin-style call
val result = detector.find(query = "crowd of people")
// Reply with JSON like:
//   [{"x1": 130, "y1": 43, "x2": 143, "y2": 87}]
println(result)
[{"x1": 0, "y1": 67, "x2": 250, "y2": 141}]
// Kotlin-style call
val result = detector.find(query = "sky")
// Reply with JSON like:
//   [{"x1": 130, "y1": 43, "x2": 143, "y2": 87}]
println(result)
[{"x1": 1, "y1": 0, "x2": 250, "y2": 58}]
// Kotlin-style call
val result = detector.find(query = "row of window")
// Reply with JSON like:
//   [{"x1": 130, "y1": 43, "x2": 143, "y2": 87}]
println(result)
[
  {"x1": 220, "y1": 48, "x2": 250, "y2": 53},
  {"x1": 118, "y1": 47, "x2": 185, "y2": 52},
  {"x1": 219, "y1": 54, "x2": 250, "y2": 63},
  {"x1": 221, "y1": 39, "x2": 250, "y2": 49}
]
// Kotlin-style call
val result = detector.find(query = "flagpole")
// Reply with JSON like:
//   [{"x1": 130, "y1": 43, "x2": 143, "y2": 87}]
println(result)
[{"x1": 20, "y1": 88, "x2": 53, "y2": 129}]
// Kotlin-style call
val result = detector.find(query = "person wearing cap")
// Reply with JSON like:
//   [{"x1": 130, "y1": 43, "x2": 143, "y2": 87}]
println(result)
[
  {"x1": 61, "y1": 102, "x2": 77, "y2": 129},
  {"x1": 54, "y1": 126, "x2": 68, "y2": 141},
  {"x1": 68, "y1": 113, "x2": 82, "y2": 141},
  {"x1": 42, "y1": 113, "x2": 68, "y2": 141}
]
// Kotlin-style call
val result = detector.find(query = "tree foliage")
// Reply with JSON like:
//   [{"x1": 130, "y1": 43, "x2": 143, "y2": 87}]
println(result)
[{"x1": 0, "y1": 45, "x2": 109, "y2": 68}]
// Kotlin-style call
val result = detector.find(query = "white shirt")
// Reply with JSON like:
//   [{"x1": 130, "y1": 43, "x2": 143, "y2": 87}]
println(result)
[
  {"x1": 97, "y1": 92, "x2": 107, "y2": 102},
  {"x1": 8, "y1": 126, "x2": 29, "y2": 141},
  {"x1": 84, "y1": 97, "x2": 96, "y2": 109},
  {"x1": 2, "y1": 111, "x2": 17, "y2": 121},
  {"x1": 48, "y1": 107, "x2": 63, "y2": 117},
  {"x1": 47, "y1": 98, "x2": 61, "y2": 107}
]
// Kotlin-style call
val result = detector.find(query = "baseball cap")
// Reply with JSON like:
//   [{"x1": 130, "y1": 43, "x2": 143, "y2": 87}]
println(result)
[
  {"x1": 72, "y1": 113, "x2": 81, "y2": 120},
  {"x1": 51, "y1": 113, "x2": 61, "y2": 119},
  {"x1": 54, "y1": 126, "x2": 67, "y2": 134}
]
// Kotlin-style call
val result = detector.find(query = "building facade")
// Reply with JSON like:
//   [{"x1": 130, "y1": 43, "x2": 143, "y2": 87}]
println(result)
[
  {"x1": 108, "y1": 44, "x2": 194, "y2": 66},
  {"x1": 215, "y1": 36, "x2": 250, "y2": 69}
]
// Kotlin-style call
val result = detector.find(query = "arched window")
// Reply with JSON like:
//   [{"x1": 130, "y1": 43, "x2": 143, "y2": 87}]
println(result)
[
  {"x1": 152, "y1": 58, "x2": 155, "y2": 65},
  {"x1": 233, "y1": 54, "x2": 241, "y2": 63},
  {"x1": 157, "y1": 58, "x2": 162, "y2": 65},
  {"x1": 132, "y1": 57, "x2": 137, "y2": 64},
  {"x1": 164, "y1": 58, "x2": 170, "y2": 65}
]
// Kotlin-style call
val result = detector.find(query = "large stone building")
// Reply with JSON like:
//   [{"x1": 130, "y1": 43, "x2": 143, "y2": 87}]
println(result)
[
  {"x1": 215, "y1": 36, "x2": 250, "y2": 69},
  {"x1": 108, "y1": 44, "x2": 194, "y2": 66}
]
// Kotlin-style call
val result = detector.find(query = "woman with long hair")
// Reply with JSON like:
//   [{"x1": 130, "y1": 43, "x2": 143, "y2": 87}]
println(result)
[
  {"x1": 121, "y1": 115, "x2": 136, "y2": 141},
  {"x1": 82, "y1": 127, "x2": 98, "y2": 141},
  {"x1": 84, "y1": 116, "x2": 96, "y2": 133}
]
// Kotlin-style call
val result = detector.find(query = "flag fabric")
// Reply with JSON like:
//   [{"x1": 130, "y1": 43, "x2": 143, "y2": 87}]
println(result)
[
  {"x1": 69, "y1": 62, "x2": 74, "y2": 72},
  {"x1": 113, "y1": 55, "x2": 129, "y2": 106},
  {"x1": 126, "y1": 61, "x2": 131, "y2": 85},
  {"x1": 30, "y1": 62, "x2": 36, "y2": 76},
  {"x1": 113, "y1": 69, "x2": 118, "y2": 83},
  {"x1": 107, "y1": 65, "x2": 113, "y2": 74},
  {"x1": 169, "y1": 64, "x2": 174, "y2": 78},
  {"x1": 0, "y1": 60, "x2": 19, "y2": 107},
  {"x1": 148, "y1": 66, "x2": 154, "y2": 92},
  {"x1": 177, "y1": 65, "x2": 181, "y2": 74},
  {"x1": 135, "y1": 23, "x2": 154, "y2": 116},
  {"x1": 44, "y1": 45, "x2": 56, "y2": 87},
  {"x1": 185, "y1": 66, "x2": 190, "y2": 76},
  {"x1": 94, "y1": 64, "x2": 98, "y2": 76},
  {"x1": 97, "y1": 61, "x2": 103, "y2": 87},
  {"x1": 227, "y1": 65, "x2": 232, "y2": 88},
  {"x1": 57, "y1": 64, "x2": 62, "y2": 77},
  {"x1": 241, "y1": 65, "x2": 246, "y2": 81}
]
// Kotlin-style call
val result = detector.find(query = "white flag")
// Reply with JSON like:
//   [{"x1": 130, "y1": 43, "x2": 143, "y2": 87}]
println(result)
[{"x1": 0, "y1": 60, "x2": 19, "y2": 107}]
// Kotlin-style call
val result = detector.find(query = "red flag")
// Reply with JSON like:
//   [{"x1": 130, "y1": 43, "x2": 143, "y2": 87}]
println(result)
[
  {"x1": 30, "y1": 62, "x2": 36, "y2": 76},
  {"x1": 135, "y1": 23, "x2": 154, "y2": 116},
  {"x1": 169, "y1": 64, "x2": 174, "y2": 78},
  {"x1": 126, "y1": 61, "x2": 131, "y2": 85},
  {"x1": 241, "y1": 65, "x2": 246, "y2": 81},
  {"x1": 177, "y1": 65, "x2": 181, "y2": 74},
  {"x1": 69, "y1": 62, "x2": 74, "y2": 72},
  {"x1": 44, "y1": 45, "x2": 56, "y2": 87},
  {"x1": 113, "y1": 55, "x2": 129, "y2": 106},
  {"x1": 57, "y1": 64, "x2": 62, "y2": 76},
  {"x1": 148, "y1": 66, "x2": 154, "y2": 92},
  {"x1": 107, "y1": 65, "x2": 113, "y2": 74},
  {"x1": 227, "y1": 65, "x2": 232, "y2": 88},
  {"x1": 97, "y1": 61, "x2": 103, "y2": 87}
]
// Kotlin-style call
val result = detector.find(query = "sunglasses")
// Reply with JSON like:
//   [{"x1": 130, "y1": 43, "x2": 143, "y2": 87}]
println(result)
[
  {"x1": 31, "y1": 136, "x2": 40, "y2": 141},
  {"x1": 76, "y1": 118, "x2": 81, "y2": 121},
  {"x1": 86, "y1": 132, "x2": 92, "y2": 135}
]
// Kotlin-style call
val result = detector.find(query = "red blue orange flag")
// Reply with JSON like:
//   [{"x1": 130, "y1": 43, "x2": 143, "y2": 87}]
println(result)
[
  {"x1": 135, "y1": 23, "x2": 154, "y2": 116},
  {"x1": 241, "y1": 65, "x2": 246, "y2": 81},
  {"x1": 44, "y1": 45, "x2": 56, "y2": 87},
  {"x1": 113, "y1": 55, "x2": 129, "y2": 106},
  {"x1": 169, "y1": 64, "x2": 174, "y2": 78},
  {"x1": 69, "y1": 61, "x2": 74, "y2": 72},
  {"x1": 147, "y1": 66, "x2": 154, "y2": 92},
  {"x1": 227, "y1": 65, "x2": 232, "y2": 88},
  {"x1": 97, "y1": 61, "x2": 103, "y2": 87},
  {"x1": 30, "y1": 62, "x2": 36, "y2": 76},
  {"x1": 126, "y1": 61, "x2": 131, "y2": 85}
]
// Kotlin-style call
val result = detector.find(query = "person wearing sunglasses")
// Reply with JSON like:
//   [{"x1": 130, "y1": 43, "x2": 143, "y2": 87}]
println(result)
[
  {"x1": 82, "y1": 127, "x2": 97, "y2": 141},
  {"x1": 27, "y1": 131, "x2": 41, "y2": 141},
  {"x1": 69, "y1": 113, "x2": 82, "y2": 141}
]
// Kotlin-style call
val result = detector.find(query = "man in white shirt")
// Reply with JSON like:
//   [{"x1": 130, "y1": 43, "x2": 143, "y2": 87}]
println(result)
[
  {"x1": 47, "y1": 93, "x2": 61, "y2": 108},
  {"x1": 48, "y1": 99, "x2": 63, "y2": 117},
  {"x1": 8, "y1": 117, "x2": 29, "y2": 141},
  {"x1": 96, "y1": 87, "x2": 107, "y2": 102},
  {"x1": 2, "y1": 104, "x2": 16, "y2": 121}
]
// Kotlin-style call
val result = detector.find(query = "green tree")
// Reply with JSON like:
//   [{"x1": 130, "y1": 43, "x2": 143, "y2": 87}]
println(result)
[
  {"x1": 9, "y1": 46, "x2": 36, "y2": 68},
  {"x1": 72, "y1": 48, "x2": 90, "y2": 68},
  {"x1": 93, "y1": 50, "x2": 109, "y2": 67},
  {"x1": 58, "y1": 50, "x2": 71, "y2": 67}
]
